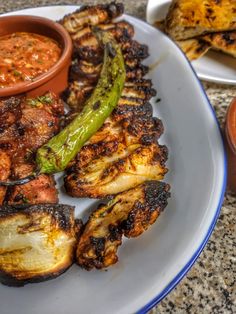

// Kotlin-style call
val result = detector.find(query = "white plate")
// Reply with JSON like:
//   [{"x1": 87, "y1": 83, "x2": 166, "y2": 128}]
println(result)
[
  {"x1": 147, "y1": 0, "x2": 236, "y2": 85},
  {"x1": 1, "y1": 6, "x2": 226, "y2": 314}
]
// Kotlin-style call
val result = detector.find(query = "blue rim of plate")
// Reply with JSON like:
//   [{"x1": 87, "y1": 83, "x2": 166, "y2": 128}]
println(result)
[
  {"x1": 136, "y1": 19, "x2": 227, "y2": 313},
  {"x1": 1, "y1": 7, "x2": 227, "y2": 314}
]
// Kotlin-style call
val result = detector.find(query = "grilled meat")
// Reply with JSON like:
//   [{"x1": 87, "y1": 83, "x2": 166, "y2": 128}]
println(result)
[
  {"x1": 0, "y1": 204, "x2": 77, "y2": 286},
  {"x1": 0, "y1": 93, "x2": 64, "y2": 205},
  {"x1": 72, "y1": 21, "x2": 134, "y2": 62},
  {"x1": 0, "y1": 150, "x2": 11, "y2": 205},
  {"x1": 0, "y1": 93, "x2": 63, "y2": 158},
  {"x1": 76, "y1": 181, "x2": 170, "y2": 270},
  {"x1": 64, "y1": 74, "x2": 164, "y2": 198},
  {"x1": 63, "y1": 5, "x2": 168, "y2": 200},
  {"x1": 63, "y1": 3, "x2": 149, "y2": 112},
  {"x1": 65, "y1": 143, "x2": 168, "y2": 198},
  {"x1": 6, "y1": 163, "x2": 58, "y2": 205},
  {"x1": 61, "y1": 2, "x2": 124, "y2": 34},
  {"x1": 67, "y1": 113, "x2": 163, "y2": 171}
]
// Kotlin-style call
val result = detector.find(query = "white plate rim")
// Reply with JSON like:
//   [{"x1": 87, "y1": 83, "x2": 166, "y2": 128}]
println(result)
[
  {"x1": 1, "y1": 5, "x2": 227, "y2": 313},
  {"x1": 146, "y1": 0, "x2": 236, "y2": 85},
  {"x1": 138, "y1": 53, "x2": 227, "y2": 313}
]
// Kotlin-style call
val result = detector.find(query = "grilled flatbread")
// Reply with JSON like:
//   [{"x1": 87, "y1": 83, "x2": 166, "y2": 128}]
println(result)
[
  {"x1": 202, "y1": 31, "x2": 236, "y2": 58},
  {"x1": 166, "y1": 0, "x2": 236, "y2": 40},
  {"x1": 176, "y1": 38, "x2": 210, "y2": 60}
]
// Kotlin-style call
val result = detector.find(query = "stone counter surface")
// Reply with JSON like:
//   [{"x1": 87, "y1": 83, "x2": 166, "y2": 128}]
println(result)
[{"x1": 1, "y1": 1, "x2": 235, "y2": 313}]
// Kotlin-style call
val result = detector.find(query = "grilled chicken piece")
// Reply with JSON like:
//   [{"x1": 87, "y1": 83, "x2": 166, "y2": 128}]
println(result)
[
  {"x1": 121, "y1": 40, "x2": 149, "y2": 60},
  {"x1": 65, "y1": 143, "x2": 168, "y2": 198},
  {"x1": 67, "y1": 114, "x2": 163, "y2": 170},
  {"x1": 0, "y1": 97, "x2": 22, "y2": 156},
  {"x1": 0, "y1": 93, "x2": 63, "y2": 205},
  {"x1": 0, "y1": 150, "x2": 11, "y2": 205},
  {"x1": 61, "y1": 2, "x2": 124, "y2": 34},
  {"x1": 0, "y1": 93, "x2": 64, "y2": 159},
  {"x1": 72, "y1": 21, "x2": 134, "y2": 62},
  {"x1": 6, "y1": 163, "x2": 58, "y2": 205},
  {"x1": 66, "y1": 75, "x2": 154, "y2": 113},
  {"x1": 0, "y1": 204, "x2": 77, "y2": 286},
  {"x1": 76, "y1": 181, "x2": 170, "y2": 270}
]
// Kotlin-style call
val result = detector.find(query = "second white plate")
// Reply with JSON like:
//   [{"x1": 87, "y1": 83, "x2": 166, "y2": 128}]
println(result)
[{"x1": 147, "y1": 0, "x2": 236, "y2": 85}]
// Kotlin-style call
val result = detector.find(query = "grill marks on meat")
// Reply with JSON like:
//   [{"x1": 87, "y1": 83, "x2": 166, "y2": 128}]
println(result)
[
  {"x1": 62, "y1": 3, "x2": 170, "y2": 271},
  {"x1": 65, "y1": 143, "x2": 168, "y2": 198},
  {"x1": 0, "y1": 93, "x2": 64, "y2": 205},
  {"x1": 61, "y1": 3, "x2": 149, "y2": 112},
  {"x1": 72, "y1": 21, "x2": 135, "y2": 62},
  {"x1": 76, "y1": 181, "x2": 170, "y2": 270},
  {"x1": 6, "y1": 163, "x2": 58, "y2": 205},
  {"x1": 61, "y1": 2, "x2": 124, "y2": 34},
  {"x1": 63, "y1": 4, "x2": 168, "y2": 200}
]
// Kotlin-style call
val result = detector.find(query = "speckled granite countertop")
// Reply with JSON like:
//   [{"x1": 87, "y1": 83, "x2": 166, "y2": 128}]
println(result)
[{"x1": 1, "y1": 1, "x2": 235, "y2": 313}]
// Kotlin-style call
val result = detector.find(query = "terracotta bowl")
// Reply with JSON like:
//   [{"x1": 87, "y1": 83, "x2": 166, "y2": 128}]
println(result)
[
  {"x1": 0, "y1": 15, "x2": 72, "y2": 97},
  {"x1": 225, "y1": 97, "x2": 236, "y2": 193}
]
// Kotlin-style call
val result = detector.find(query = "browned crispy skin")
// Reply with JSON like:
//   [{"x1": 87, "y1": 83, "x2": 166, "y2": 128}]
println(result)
[
  {"x1": 65, "y1": 142, "x2": 168, "y2": 198},
  {"x1": 67, "y1": 114, "x2": 163, "y2": 171},
  {"x1": 63, "y1": 10, "x2": 149, "y2": 112},
  {"x1": 72, "y1": 21, "x2": 135, "y2": 62},
  {"x1": 61, "y1": 2, "x2": 124, "y2": 34},
  {"x1": 63, "y1": 5, "x2": 168, "y2": 201},
  {"x1": 0, "y1": 204, "x2": 77, "y2": 286},
  {"x1": 76, "y1": 181, "x2": 170, "y2": 270},
  {"x1": 6, "y1": 163, "x2": 58, "y2": 205},
  {"x1": 0, "y1": 150, "x2": 11, "y2": 204},
  {"x1": 0, "y1": 93, "x2": 64, "y2": 205}
]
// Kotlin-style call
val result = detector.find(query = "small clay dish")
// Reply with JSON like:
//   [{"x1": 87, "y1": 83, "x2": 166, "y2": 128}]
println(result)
[
  {"x1": 225, "y1": 97, "x2": 236, "y2": 193},
  {"x1": 0, "y1": 15, "x2": 72, "y2": 97}
]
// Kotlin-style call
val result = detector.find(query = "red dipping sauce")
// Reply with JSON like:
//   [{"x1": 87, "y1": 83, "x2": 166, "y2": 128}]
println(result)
[{"x1": 0, "y1": 32, "x2": 62, "y2": 88}]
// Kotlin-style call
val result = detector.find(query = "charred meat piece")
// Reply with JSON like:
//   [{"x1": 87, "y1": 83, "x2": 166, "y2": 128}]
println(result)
[
  {"x1": 76, "y1": 181, "x2": 170, "y2": 270},
  {"x1": 126, "y1": 64, "x2": 149, "y2": 80},
  {"x1": 69, "y1": 59, "x2": 102, "y2": 82},
  {"x1": 121, "y1": 40, "x2": 149, "y2": 60},
  {"x1": 0, "y1": 93, "x2": 64, "y2": 159},
  {"x1": 72, "y1": 21, "x2": 134, "y2": 62},
  {"x1": 113, "y1": 99, "x2": 153, "y2": 121},
  {"x1": 65, "y1": 143, "x2": 168, "y2": 198},
  {"x1": 64, "y1": 80, "x2": 95, "y2": 113},
  {"x1": 67, "y1": 115, "x2": 163, "y2": 170},
  {"x1": 0, "y1": 97, "x2": 22, "y2": 156},
  {"x1": 0, "y1": 204, "x2": 77, "y2": 286},
  {"x1": 66, "y1": 76, "x2": 154, "y2": 113},
  {"x1": 0, "y1": 93, "x2": 63, "y2": 205},
  {"x1": 0, "y1": 150, "x2": 11, "y2": 205},
  {"x1": 6, "y1": 163, "x2": 58, "y2": 205},
  {"x1": 61, "y1": 2, "x2": 124, "y2": 34}
]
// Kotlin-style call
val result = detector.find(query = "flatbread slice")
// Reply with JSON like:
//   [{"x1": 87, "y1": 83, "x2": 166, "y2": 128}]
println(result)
[
  {"x1": 202, "y1": 31, "x2": 236, "y2": 58},
  {"x1": 176, "y1": 38, "x2": 210, "y2": 60},
  {"x1": 165, "y1": 0, "x2": 236, "y2": 40}
]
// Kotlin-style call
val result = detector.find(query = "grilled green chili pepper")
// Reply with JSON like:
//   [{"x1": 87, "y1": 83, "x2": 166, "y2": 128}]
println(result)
[{"x1": 0, "y1": 31, "x2": 126, "y2": 186}]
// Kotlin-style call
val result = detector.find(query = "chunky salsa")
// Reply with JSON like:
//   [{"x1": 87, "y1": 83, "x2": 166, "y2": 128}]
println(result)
[{"x1": 0, "y1": 32, "x2": 62, "y2": 88}]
